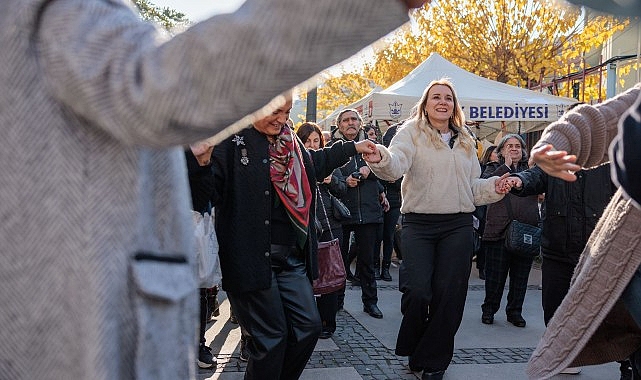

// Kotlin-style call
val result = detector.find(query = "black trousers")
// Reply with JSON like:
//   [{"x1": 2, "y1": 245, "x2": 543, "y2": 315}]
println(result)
[
  {"x1": 341, "y1": 223, "x2": 379, "y2": 306},
  {"x1": 396, "y1": 213, "x2": 473, "y2": 372},
  {"x1": 482, "y1": 240, "x2": 533, "y2": 317},
  {"x1": 541, "y1": 257, "x2": 575, "y2": 325},
  {"x1": 316, "y1": 227, "x2": 343, "y2": 333},
  {"x1": 227, "y1": 246, "x2": 321, "y2": 380}
]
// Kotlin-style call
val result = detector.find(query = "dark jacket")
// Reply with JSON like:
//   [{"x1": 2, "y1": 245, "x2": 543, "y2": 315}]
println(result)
[
  {"x1": 211, "y1": 127, "x2": 357, "y2": 293},
  {"x1": 316, "y1": 168, "x2": 347, "y2": 233},
  {"x1": 331, "y1": 129, "x2": 383, "y2": 225},
  {"x1": 185, "y1": 149, "x2": 214, "y2": 214},
  {"x1": 511, "y1": 163, "x2": 615, "y2": 265},
  {"x1": 481, "y1": 160, "x2": 539, "y2": 241}
]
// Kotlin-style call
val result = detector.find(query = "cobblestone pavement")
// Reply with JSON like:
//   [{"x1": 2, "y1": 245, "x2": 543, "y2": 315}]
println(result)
[{"x1": 199, "y1": 285, "x2": 537, "y2": 380}]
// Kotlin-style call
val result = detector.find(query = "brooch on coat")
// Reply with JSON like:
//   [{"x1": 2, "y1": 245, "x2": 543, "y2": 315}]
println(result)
[
  {"x1": 240, "y1": 149, "x2": 249, "y2": 166},
  {"x1": 233, "y1": 135, "x2": 249, "y2": 165}
]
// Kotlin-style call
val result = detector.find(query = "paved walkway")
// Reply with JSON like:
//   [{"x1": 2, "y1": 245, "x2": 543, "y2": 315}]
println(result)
[{"x1": 198, "y1": 260, "x2": 620, "y2": 379}]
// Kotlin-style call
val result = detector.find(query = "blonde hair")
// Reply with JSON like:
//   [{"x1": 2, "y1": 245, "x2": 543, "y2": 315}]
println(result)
[{"x1": 411, "y1": 78, "x2": 475, "y2": 153}]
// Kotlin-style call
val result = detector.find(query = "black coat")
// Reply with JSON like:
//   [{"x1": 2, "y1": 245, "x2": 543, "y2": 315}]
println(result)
[
  {"x1": 211, "y1": 126, "x2": 357, "y2": 293},
  {"x1": 185, "y1": 149, "x2": 214, "y2": 214},
  {"x1": 512, "y1": 163, "x2": 615, "y2": 265}
]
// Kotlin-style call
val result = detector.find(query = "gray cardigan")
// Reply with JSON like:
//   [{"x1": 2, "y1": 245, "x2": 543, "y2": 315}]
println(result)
[{"x1": 0, "y1": 1, "x2": 408, "y2": 378}]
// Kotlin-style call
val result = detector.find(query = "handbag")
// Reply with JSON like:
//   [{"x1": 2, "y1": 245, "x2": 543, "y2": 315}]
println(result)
[
  {"x1": 331, "y1": 194, "x2": 351, "y2": 221},
  {"x1": 503, "y1": 198, "x2": 541, "y2": 258},
  {"x1": 192, "y1": 209, "x2": 222, "y2": 288},
  {"x1": 313, "y1": 189, "x2": 347, "y2": 294}
]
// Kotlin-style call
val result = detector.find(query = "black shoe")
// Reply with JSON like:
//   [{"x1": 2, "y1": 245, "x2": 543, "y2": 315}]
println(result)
[
  {"x1": 197, "y1": 344, "x2": 216, "y2": 369},
  {"x1": 375, "y1": 270, "x2": 382, "y2": 280},
  {"x1": 481, "y1": 313, "x2": 494, "y2": 325},
  {"x1": 319, "y1": 330, "x2": 334, "y2": 339},
  {"x1": 478, "y1": 269, "x2": 485, "y2": 280},
  {"x1": 363, "y1": 304, "x2": 383, "y2": 319},
  {"x1": 239, "y1": 337, "x2": 249, "y2": 362},
  {"x1": 422, "y1": 370, "x2": 445, "y2": 380},
  {"x1": 349, "y1": 275, "x2": 361, "y2": 286},
  {"x1": 507, "y1": 315, "x2": 527, "y2": 327},
  {"x1": 380, "y1": 268, "x2": 392, "y2": 282}
]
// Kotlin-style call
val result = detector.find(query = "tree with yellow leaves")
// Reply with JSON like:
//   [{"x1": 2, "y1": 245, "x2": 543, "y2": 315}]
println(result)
[{"x1": 315, "y1": 0, "x2": 627, "y2": 118}]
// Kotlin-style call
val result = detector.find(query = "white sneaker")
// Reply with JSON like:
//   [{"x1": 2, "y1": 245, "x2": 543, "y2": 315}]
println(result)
[{"x1": 560, "y1": 367, "x2": 581, "y2": 374}]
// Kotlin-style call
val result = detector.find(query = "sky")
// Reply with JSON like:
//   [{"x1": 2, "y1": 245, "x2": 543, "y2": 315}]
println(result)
[{"x1": 151, "y1": 0, "x2": 246, "y2": 22}]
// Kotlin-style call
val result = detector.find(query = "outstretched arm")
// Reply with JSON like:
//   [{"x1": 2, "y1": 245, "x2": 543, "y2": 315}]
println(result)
[{"x1": 37, "y1": 0, "x2": 416, "y2": 147}]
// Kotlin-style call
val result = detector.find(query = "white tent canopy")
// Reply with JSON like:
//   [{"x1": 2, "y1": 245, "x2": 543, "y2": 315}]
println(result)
[{"x1": 318, "y1": 53, "x2": 577, "y2": 140}]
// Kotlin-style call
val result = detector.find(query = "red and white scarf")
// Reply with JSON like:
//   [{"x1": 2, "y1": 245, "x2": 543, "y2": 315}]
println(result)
[{"x1": 269, "y1": 125, "x2": 312, "y2": 248}]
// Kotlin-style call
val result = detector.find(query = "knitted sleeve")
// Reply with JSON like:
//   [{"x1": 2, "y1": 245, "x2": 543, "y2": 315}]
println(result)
[
  {"x1": 534, "y1": 84, "x2": 641, "y2": 168},
  {"x1": 36, "y1": 0, "x2": 408, "y2": 148}
]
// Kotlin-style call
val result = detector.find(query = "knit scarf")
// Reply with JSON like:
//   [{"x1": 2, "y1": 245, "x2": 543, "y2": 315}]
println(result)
[{"x1": 269, "y1": 125, "x2": 312, "y2": 249}]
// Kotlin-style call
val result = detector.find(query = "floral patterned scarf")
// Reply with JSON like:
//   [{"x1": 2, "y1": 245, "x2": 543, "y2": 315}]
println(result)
[{"x1": 269, "y1": 125, "x2": 312, "y2": 248}]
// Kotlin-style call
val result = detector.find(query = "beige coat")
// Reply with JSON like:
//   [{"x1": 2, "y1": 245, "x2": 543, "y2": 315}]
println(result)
[
  {"x1": 368, "y1": 119, "x2": 504, "y2": 214},
  {"x1": 0, "y1": 1, "x2": 408, "y2": 378}
]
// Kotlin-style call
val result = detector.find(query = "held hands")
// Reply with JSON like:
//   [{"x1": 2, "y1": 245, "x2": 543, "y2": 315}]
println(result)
[
  {"x1": 494, "y1": 173, "x2": 514, "y2": 194},
  {"x1": 354, "y1": 139, "x2": 377, "y2": 155},
  {"x1": 531, "y1": 144, "x2": 581, "y2": 182},
  {"x1": 495, "y1": 175, "x2": 522, "y2": 193}
]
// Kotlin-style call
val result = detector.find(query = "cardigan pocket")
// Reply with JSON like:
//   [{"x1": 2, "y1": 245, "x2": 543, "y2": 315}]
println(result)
[{"x1": 130, "y1": 252, "x2": 197, "y2": 380}]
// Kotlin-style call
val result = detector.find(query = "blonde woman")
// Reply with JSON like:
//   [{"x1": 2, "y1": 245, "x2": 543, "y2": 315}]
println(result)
[{"x1": 363, "y1": 79, "x2": 509, "y2": 380}]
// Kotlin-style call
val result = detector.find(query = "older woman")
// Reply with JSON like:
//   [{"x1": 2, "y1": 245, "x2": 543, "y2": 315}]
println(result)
[
  {"x1": 212, "y1": 100, "x2": 376, "y2": 379},
  {"x1": 363, "y1": 79, "x2": 508, "y2": 380},
  {"x1": 480, "y1": 134, "x2": 540, "y2": 328}
]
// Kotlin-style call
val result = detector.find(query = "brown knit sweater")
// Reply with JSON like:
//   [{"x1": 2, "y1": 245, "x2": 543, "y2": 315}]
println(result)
[
  {"x1": 527, "y1": 84, "x2": 641, "y2": 379},
  {"x1": 534, "y1": 83, "x2": 640, "y2": 167}
]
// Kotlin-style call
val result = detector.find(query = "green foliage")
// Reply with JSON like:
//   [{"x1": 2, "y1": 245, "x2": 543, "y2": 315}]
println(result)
[{"x1": 133, "y1": 0, "x2": 188, "y2": 31}]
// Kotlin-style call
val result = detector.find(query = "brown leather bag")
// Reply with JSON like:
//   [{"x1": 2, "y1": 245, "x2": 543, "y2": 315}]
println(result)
[
  {"x1": 313, "y1": 238, "x2": 346, "y2": 295},
  {"x1": 313, "y1": 188, "x2": 346, "y2": 295}
]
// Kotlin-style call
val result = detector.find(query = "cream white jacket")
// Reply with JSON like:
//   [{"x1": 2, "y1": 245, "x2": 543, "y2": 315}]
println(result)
[{"x1": 368, "y1": 120, "x2": 504, "y2": 214}]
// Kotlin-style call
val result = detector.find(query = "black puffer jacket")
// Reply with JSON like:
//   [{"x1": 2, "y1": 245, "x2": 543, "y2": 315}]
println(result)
[
  {"x1": 511, "y1": 163, "x2": 615, "y2": 265},
  {"x1": 332, "y1": 129, "x2": 383, "y2": 225},
  {"x1": 481, "y1": 160, "x2": 539, "y2": 241}
]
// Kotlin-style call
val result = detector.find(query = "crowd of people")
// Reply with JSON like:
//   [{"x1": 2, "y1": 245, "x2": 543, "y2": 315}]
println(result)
[{"x1": 3, "y1": 0, "x2": 641, "y2": 380}]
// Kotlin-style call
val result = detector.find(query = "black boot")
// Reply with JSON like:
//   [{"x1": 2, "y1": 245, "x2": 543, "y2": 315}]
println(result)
[{"x1": 380, "y1": 261, "x2": 392, "y2": 282}]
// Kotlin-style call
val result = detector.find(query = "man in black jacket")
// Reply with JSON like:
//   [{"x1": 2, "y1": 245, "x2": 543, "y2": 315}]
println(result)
[{"x1": 331, "y1": 108, "x2": 385, "y2": 319}]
